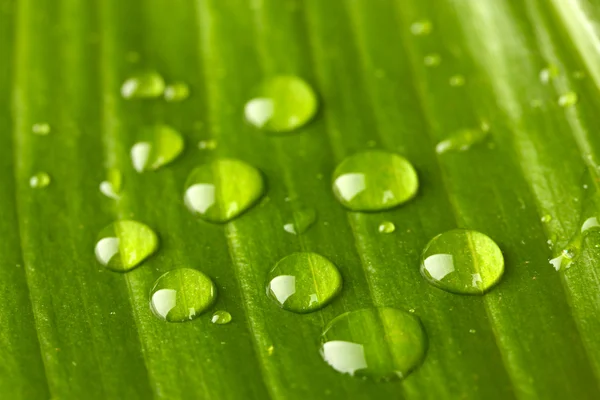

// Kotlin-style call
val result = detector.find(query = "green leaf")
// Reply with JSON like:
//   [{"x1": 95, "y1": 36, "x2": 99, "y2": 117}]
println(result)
[{"x1": 2, "y1": 0, "x2": 600, "y2": 398}]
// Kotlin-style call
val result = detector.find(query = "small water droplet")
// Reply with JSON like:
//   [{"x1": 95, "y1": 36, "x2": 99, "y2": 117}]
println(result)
[
  {"x1": 469, "y1": 329, "x2": 476, "y2": 333},
  {"x1": 32, "y1": 123, "x2": 51, "y2": 136},
  {"x1": 130, "y1": 125, "x2": 184, "y2": 172},
  {"x1": 198, "y1": 139, "x2": 217, "y2": 150},
  {"x1": 436, "y1": 128, "x2": 489, "y2": 154},
  {"x1": 283, "y1": 208, "x2": 317, "y2": 235},
  {"x1": 449, "y1": 75, "x2": 466, "y2": 87},
  {"x1": 211, "y1": 310, "x2": 232, "y2": 325},
  {"x1": 539, "y1": 65, "x2": 559, "y2": 84},
  {"x1": 100, "y1": 168, "x2": 123, "y2": 200},
  {"x1": 184, "y1": 158, "x2": 265, "y2": 223},
  {"x1": 29, "y1": 172, "x2": 51, "y2": 188},
  {"x1": 378, "y1": 221, "x2": 395, "y2": 234},
  {"x1": 150, "y1": 268, "x2": 216, "y2": 322},
  {"x1": 266, "y1": 252, "x2": 342, "y2": 313},
  {"x1": 423, "y1": 53, "x2": 441, "y2": 67},
  {"x1": 420, "y1": 229, "x2": 504, "y2": 294},
  {"x1": 121, "y1": 71, "x2": 165, "y2": 99},
  {"x1": 573, "y1": 70, "x2": 586, "y2": 80},
  {"x1": 558, "y1": 92, "x2": 578, "y2": 107},
  {"x1": 244, "y1": 75, "x2": 318, "y2": 132},
  {"x1": 410, "y1": 20, "x2": 432, "y2": 36},
  {"x1": 332, "y1": 150, "x2": 418, "y2": 211},
  {"x1": 164, "y1": 82, "x2": 190, "y2": 102},
  {"x1": 95, "y1": 220, "x2": 158, "y2": 272},
  {"x1": 320, "y1": 308, "x2": 427, "y2": 381},
  {"x1": 541, "y1": 214, "x2": 552, "y2": 223}
]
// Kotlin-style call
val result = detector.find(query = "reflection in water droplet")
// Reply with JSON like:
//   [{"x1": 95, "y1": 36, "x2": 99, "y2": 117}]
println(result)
[
  {"x1": 420, "y1": 229, "x2": 504, "y2": 294},
  {"x1": 150, "y1": 268, "x2": 217, "y2": 322},
  {"x1": 410, "y1": 20, "x2": 432, "y2": 36},
  {"x1": 378, "y1": 221, "x2": 395, "y2": 234},
  {"x1": 283, "y1": 208, "x2": 317, "y2": 235},
  {"x1": 436, "y1": 129, "x2": 489, "y2": 154},
  {"x1": 558, "y1": 92, "x2": 578, "y2": 107},
  {"x1": 320, "y1": 308, "x2": 427, "y2": 381},
  {"x1": 332, "y1": 151, "x2": 418, "y2": 212},
  {"x1": 244, "y1": 76, "x2": 318, "y2": 132},
  {"x1": 449, "y1": 75, "x2": 466, "y2": 87},
  {"x1": 266, "y1": 252, "x2": 342, "y2": 313},
  {"x1": 164, "y1": 82, "x2": 190, "y2": 102},
  {"x1": 94, "y1": 220, "x2": 158, "y2": 272},
  {"x1": 130, "y1": 125, "x2": 184, "y2": 172},
  {"x1": 184, "y1": 158, "x2": 265, "y2": 223},
  {"x1": 29, "y1": 172, "x2": 51, "y2": 188},
  {"x1": 100, "y1": 168, "x2": 123, "y2": 200},
  {"x1": 423, "y1": 53, "x2": 441, "y2": 67},
  {"x1": 211, "y1": 310, "x2": 232, "y2": 325},
  {"x1": 121, "y1": 71, "x2": 165, "y2": 99},
  {"x1": 539, "y1": 65, "x2": 559, "y2": 84},
  {"x1": 32, "y1": 123, "x2": 51, "y2": 136}
]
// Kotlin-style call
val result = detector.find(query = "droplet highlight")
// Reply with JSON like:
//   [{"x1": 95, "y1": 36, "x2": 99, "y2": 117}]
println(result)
[
  {"x1": 95, "y1": 220, "x2": 158, "y2": 272},
  {"x1": 420, "y1": 229, "x2": 504, "y2": 294},
  {"x1": 121, "y1": 71, "x2": 165, "y2": 99},
  {"x1": 29, "y1": 172, "x2": 51, "y2": 188},
  {"x1": 211, "y1": 310, "x2": 232, "y2": 325},
  {"x1": 320, "y1": 308, "x2": 427, "y2": 381},
  {"x1": 130, "y1": 125, "x2": 184, "y2": 172},
  {"x1": 266, "y1": 252, "x2": 342, "y2": 313}
]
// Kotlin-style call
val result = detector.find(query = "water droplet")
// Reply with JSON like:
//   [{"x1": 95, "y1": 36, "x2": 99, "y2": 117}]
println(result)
[
  {"x1": 164, "y1": 82, "x2": 190, "y2": 102},
  {"x1": 121, "y1": 71, "x2": 165, "y2": 99},
  {"x1": 266, "y1": 252, "x2": 342, "y2": 313},
  {"x1": 541, "y1": 214, "x2": 552, "y2": 223},
  {"x1": 539, "y1": 65, "x2": 559, "y2": 84},
  {"x1": 423, "y1": 53, "x2": 441, "y2": 67},
  {"x1": 449, "y1": 75, "x2": 466, "y2": 87},
  {"x1": 32, "y1": 123, "x2": 51, "y2": 136},
  {"x1": 573, "y1": 70, "x2": 586, "y2": 80},
  {"x1": 283, "y1": 208, "x2": 317, "y2": 235},
  {"x1": 211, "y1": 310, "x2": 232, "y2": 325},
  {"x1": 420, "y1": 229, "x2": 504, "y2": 294},
  {"x1": 198, "y1": 139, "x2": 217, "y2": 150},
  {"x1": 436, "y1": 129, "x2": 489, "y2": 154},
  {"x1": 244, "y1": 75, "x2": 318, "y2": 132},
  {"x1": 29, "y1": 172, "x2": 51, "y2": 188},
  {"x1": 94, "y1": 220, "x2": 158, "y2": 272},
  {"x1": 332, "y1": 150, "x2": 419, "y2": 211},
  {"x1": 130, "y1": 125, "x2": 184, "y2": 172},
  {"x1": 320, "y1": 308, "x2": 427, "y2": 381},
  {"x1": 558, "y1": 92, "x2": 578, "y2": 107},
  {"x1": 184, "y1": 158, "x2": 265, "y2": 223},
  {"x1": 469, "y1": 329, "x2": 476, "y2": 333},
  {"x1": 150, "y1": 268, "x2": 216, "y2": 322},
  {"x1": 99, "y1": 168, "x2": 123, "y2": 200},
  {"x1": 378, "y1": 221, "x2": 395, "y2": 233},
  {"x1": 410, "y1": 20, "x2": 432, "y2": 36}
]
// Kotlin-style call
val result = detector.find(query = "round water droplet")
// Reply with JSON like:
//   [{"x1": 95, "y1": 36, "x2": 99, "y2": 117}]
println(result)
[
  {"x1": 320, "y1": 307, "x2": 427, "y2": 381},
  {"x1": 449, "y1": 75, "x2": 466, "y2": 87},
  {"x1": 378, "y1": 221, "x2": 395, "y2": 234},
  {"x1": 184, "y1": 158, "x2": 265, "y2": 223},
  {"x1": 95, "y1": 220, "x2": 158, "y2": 272},
  {"x1": 410, "y1": 20, "x2": 432, "y2": 36},
  {"x1": 211, "y1": 310, "x2": 232, "y2": 325},
  {"x1": 29, "y1": 172, "x2": 51, "y2": 188},
  {"x1": 420, "y1": 229, "x2": 504, "y2": 294},
  {"x1": 283, "y1": 208, "x2": 317, "y2": 235},
  {"x1": 332, "y1": 150, "x2": 418, "y2": 212},
  {"x1": 164, "y1": 82, "x2": 190, "y2": 102},
  {"x1": 150, "y1": 268, "x2": 217, "y2": 322},
  {"x1": 130, "y1": 125, "x2": 184, "y2": 172},
  {"x1": 244, "y1": 75, "x2": 318, "y2": 132},
  {"x1": 558, "y1": 92, "x2": 578, "y2": 107},
  {"x1": 423, "y1": 53, "x2": 441, "y2": 67},
  {"x1": 266, "y1": 252, "x2": 342, "y2": 313},
  {"x1": 32, "y1": 123, "x2": 51, "y2": 136},
  {"x1": 121, "y1": 71, "x2": 165, "y2": 99}
]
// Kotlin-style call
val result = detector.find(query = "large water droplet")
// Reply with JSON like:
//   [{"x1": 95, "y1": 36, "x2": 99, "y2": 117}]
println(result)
[
  {"x1": 211, "y1": 310, "x2": 232, "y2": 325},
  {"x1": 32, "y1": 123, "x2": 51, "y2": 136},
  {"x1": 184, "y1": 158, "x2": 265, "y2": 223},
  {"x1": 436, "y1": 128, "x2": 489, "y2": 154},
  {"x1": 266, "y1": 252, "x2": 342, "y2": 313},
  {"x1": 320, "y1": 308, "x2": 427, "y2": 381},
  {"x1": 332, "y1": 150, "x2": 418, "y2": 211},
  {"x1": 283, "y1": 208, "x2": 317, "y2": 235},
  {"x1": 130, "y1": 125, "x2": 184, "y2": 172},
  {"x1": 164, "y1": 82, "x2": 190, "y2": 102},
  {"x1": 121, "y1": 71, "x2": 165, "y2": 99},
  {"x1": 150, "y1": 268, "x2": 217, "y2": 322},
  {"x1": 29, "y1": 172, "x2": 51, "y2": 188},
  {"x1": 420, "y1": 229, "x2": 504, "y2": 294},
  {"x1": 244, "y1": 76, "x2": 318, "y2": 132},
  {"x1": 95, "y1": 220, "x2": 158, "y2": 272}
]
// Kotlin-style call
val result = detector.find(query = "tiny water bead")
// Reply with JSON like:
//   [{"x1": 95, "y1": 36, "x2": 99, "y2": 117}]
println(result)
[
  {"x1": 29, "y1": 172, "x2": 51, "y2": 188},
  {"x1": 99, "y1": 168, "x2": 123, "y2": 200},
  {"x1": 211, "y1": 310, "x2": 232, "y2": 325},
  {"x1": 558, "y1": 92, "x2": 578, "y2": 107},
  {"x1": 32, "y1": 123, "x2": 51, "y2": 135},
  {"x1": 164, "y1": 82, "x2": 190, "y2": 102},
  {"x1": 244, "y1": 75, "x2": 318, "y2": 132},
  {"x1": 283, "y1": 208, "x2": 317, "y2": 235},
  {"x1": 198, "y1": 139, "x2": 217, "y2": 150},
  {"x1": 449, "y1": 75, "x2": 466, "y2": 87},
  {"x1": 410, "y1": 20, "x2": 432, "y2": 36},
  {"x1": 130, "y1": 125, "x2": 184, "y2": 172},
  {"x1": 184, "y1": 158, "x2": 265, "y2": 223},
  {"x1": 420, "y1": 229, "x2": 504, "y2": 294},
  {"x1": 150, "y1": 268, "x2": 217, "y2": 322},
  {"x1": 95, "y1": 220, "x2": 158, "y2": 272},
  {"x1": 320, "y1": 308, "x2": 427, "y2": 381},
  {"x1": 378, "y1": 221, "x2": 395, "y2": 234},
  {"x1": 539, "y1": 65, "x2": 559, "y2": 84},
  {"x1": 423, "y1": 53, "x2": 441, "y2": 67},
  {"x1": 266, "y1": 252, "x2": 342, "y2": 313},
  {"x1": 436, "y1": 128, "x2": 489, "y2": 154},
  {"x1": 121, "y1": 71, "x2": 165, "y2": 99},
  {"x1": 332, "y1": 150, "x2": 419, "y2": 212}
]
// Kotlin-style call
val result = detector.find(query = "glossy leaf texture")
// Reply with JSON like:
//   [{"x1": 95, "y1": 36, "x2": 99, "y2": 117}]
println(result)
[{"x1": 2, "y1": 0, "x2": 600, "y2": 398}]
